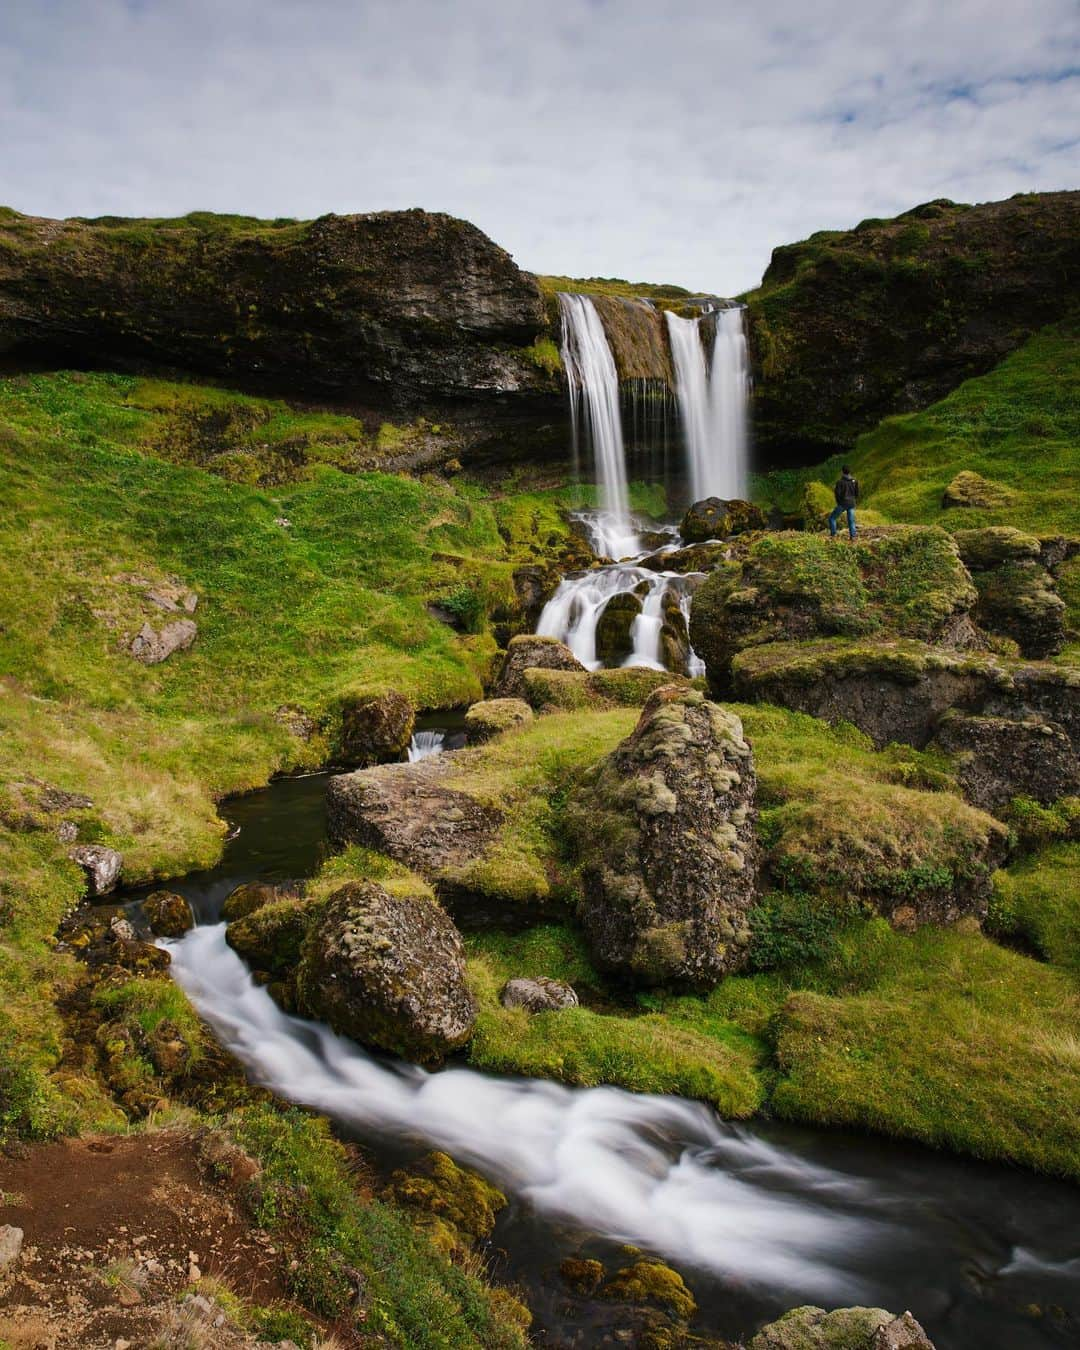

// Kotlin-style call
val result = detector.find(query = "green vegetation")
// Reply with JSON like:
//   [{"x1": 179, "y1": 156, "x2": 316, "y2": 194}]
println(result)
[
  {"x1": 989, "y1": 842, "x2": 1080, "y2": 971},
  {"x1": 222, "y1": 1105, "x2": 529, "y2": 1346},
  {"x1": 537, "y1": 274, "x2": 695, "y2": 304}
]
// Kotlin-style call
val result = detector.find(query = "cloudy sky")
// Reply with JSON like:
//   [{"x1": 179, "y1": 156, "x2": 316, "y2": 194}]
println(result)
[{"x1": 2, "y1": 0, "x2": 1078, "y2": 293}]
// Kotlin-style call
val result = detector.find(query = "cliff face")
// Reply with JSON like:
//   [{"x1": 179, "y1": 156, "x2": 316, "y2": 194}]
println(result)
[
  {"x1": 0, "y1": 207, "x2": 555, "y2": 406},
  {"x1": 746, "y1": 191, "x2": 1080, "y2": 465}
]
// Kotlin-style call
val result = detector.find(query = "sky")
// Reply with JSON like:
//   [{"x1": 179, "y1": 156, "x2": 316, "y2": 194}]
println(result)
[{"x1": 2, "y1": 0, "x2": 1078, "y2": 294}]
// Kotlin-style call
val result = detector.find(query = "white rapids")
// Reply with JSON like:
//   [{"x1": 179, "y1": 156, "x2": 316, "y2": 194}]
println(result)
[
  {"x1": 167, "y1": 924, "x2": 890, "y2": 1302},
  {"x1": 407, "y1": 729, "x2": 446, "y2": 761}
]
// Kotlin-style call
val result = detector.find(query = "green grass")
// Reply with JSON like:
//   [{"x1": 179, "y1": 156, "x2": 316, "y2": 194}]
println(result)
[
  {"x1": 222, "y1": 1105, "x2": 529, "y2": 1346},
  {"x1": 989, "y1": 842, "x2": 1080, "y2": 972}
]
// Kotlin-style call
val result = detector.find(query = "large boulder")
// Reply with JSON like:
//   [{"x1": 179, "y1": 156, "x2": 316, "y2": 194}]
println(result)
[
  {"x1": 566, "y1": 687, "x2": 757, "y2": 986},
  {"x1": 490, "y1": 634, "x2": 586, "y2": 699},
  {"x1": 338, "y1": 691, "x2": 415, "y2": 767},
  {"x1": 0, "y1": 208, "x2": 550, "y2": 405},
  {"x1": 749, "y1": 1305, "x2": 935, "y2": 1350},
  {"x1": 297, "y1": 881, "x2": 476, "y2": 1062},
  {"x1": 463, "y1": 698, "x2": 534, "y2": 743},
  {"x1": 933, "y1": 709, "x2": 1080, "y2": 812},
  {"x1": 941, "y1": 470, "x2": 1015, "y2": 510},
  {"x1": 953, "y1": 526, "x2": 1066, "y2": 657},
  {"x1": 690, "y1": 527, "x2": 979, "y2": 694},
  {"x1": 681, "y1": 497, "x2": 766, "y2": 543}
]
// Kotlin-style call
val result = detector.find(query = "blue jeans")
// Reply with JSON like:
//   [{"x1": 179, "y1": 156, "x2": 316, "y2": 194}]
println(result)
[{"x1": 829, "y1": 505, "x2": 856, "y2": 538}]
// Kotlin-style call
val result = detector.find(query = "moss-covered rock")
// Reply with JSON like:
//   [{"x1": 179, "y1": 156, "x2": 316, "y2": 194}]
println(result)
[
  {"x1": 745, "y1": 190, "x2": 1080, "y2": 465},
  {"x1": 490, "y1": 634, "x2": 586, "y2": 699},
  {"x1": 383, "y1": 1150, "x2": 507, "y2": 1255},
  {"x1": 567, "y1": 688, "x2": 758, "y2": 986},
  {"x1": 595, "y1": 591, "x2": 643, "y2": 665},
  {"x1": 690, "y1": 527, "x2": 978, "y2": 693},
  {"x1": 952, "y1": 526, "x2": 1041, "y2": 569},
  {"x1": 296, "y1": 880, "x2": 476, "y2": 1063},
  {"x1": 225, "y1": 896, "x2": 317, "y2": 976},
  {"x1": 520, "y1": 665, "x2": 690, "y2": 711},
  {"x1": 942, "y1": 470, "x2": 1016, "y2": 510},
  {"x1": 601, "y1": 1259, "x2": 697, "y2": 1321},
  {"x1": 748, "y1": 1305, "x2": 934, "y2": 1350},
  {"x1": 933, "y1": 709, "x2": 1079, "y2": 812},
  {"x1": 681, "y1": 497, "x2": 767, "y2": 543},
  {"x1": 970, "y1": 560, "x2": 1066, "y2": 658},
  {"x1": 464, "y1": 697, "x2": 534, "y2": 743},
  {"x1": 141, "y1": 890, "x2": 194, "y2": 937},
  {"x1": 221, "y1": 880, "x2": 301, "y2": 922},
  {"x1": 338, "y1": 690, "x2": 415, "y2": 768}
]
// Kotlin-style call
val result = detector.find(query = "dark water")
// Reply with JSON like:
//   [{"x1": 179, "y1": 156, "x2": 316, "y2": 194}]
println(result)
[{"x1": 129, "y1": 769, "x2": 1080, "y2": 1349}]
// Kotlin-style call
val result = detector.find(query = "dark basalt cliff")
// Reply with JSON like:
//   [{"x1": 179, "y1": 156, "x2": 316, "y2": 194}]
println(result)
[
  {"x1": 746, "y1": 191, "x2": 1080, "y2": 465},
  {"x1": 0, "y1": 207, "x2": 556, "y2": 408}
]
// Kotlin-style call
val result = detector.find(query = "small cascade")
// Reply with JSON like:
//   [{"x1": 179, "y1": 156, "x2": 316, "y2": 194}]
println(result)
[
  {"x1": 558, "y1": 293, "x2": 638, "y2": 559},
  {"x1": 407, "y1": 730, "x2": 445, "y2": 762},
  {"x1": 665, "y1": 306, "x2": 750, "y2": 503}
]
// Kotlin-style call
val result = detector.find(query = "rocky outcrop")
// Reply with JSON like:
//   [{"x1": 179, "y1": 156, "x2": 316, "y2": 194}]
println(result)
[
  {"x1": 327, "y1": 755, "x2": 501, "y2": 877},
  {"x1": 690, "y1": 527, "x2": 979, "y2": 694},
  {"x1": 141, "y1": 891, "x2": 195, "y2": 937},
  {"x1": 338, "y1": 691, "x2": 414, "y2": 767},
  {"x1": 566, "y1": 688, "x2": 757, "y2": 986},
  {"x1": 490, "y1": 634, "x2": 586, "y2": 699},
  {"x1": 0, "y1": 208, "x2": 551, "y2": 407},
  {"x1": 500, "y1": 977, "x2": 579, "y2": 1012},
  {"x1": 932, "y1": 709, "x2": 1079, "y2": 812},
  {"x1": 464, "y1": 698, "x2": 534, "y2": 743},
  {"x1": 297, "y1": 881, "x2": 475, "y2": 1062},
  {"x1": 69, "y1": 844, "x2": 123, "y2": 897},
  {"x1": 680, "y1": 497, "x2": 766, "y2": 543},
  {"x1": 129, "y1": 619, "x2": 197, "y2": 664},
  {"x1": 746, "y1": 191, "x2": 1080, "y2": 465},
  {"x1": 749, "y1": 1306, "x2": 935, "y2": 1350}
]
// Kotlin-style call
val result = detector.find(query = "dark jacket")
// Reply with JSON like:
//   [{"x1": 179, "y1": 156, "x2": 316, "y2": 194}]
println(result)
[{"x1": 835, "y1": 473, "x2": 859, "y2": 507}]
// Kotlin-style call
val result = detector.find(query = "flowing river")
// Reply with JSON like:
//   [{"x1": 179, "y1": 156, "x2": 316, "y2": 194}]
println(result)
[{"x1": 127, "y1": 767, "x2": 1080, "y2": 1349}]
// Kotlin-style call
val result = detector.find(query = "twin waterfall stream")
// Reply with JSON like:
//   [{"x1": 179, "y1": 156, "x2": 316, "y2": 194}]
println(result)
[
  {"x1": 537, "y1": 292, "x2": 749, "y2": 674},
  {"x1": 146, "y1": 295, "x2": 1080, "y2": 1349}
]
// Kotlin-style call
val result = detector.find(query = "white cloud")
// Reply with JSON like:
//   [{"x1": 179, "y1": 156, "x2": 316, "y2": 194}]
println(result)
[{"x1": 1, "y1": 0, "x2": 1077, "y2": 292}]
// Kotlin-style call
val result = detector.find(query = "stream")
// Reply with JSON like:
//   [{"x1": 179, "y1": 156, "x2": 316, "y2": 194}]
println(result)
[{"x1": 127, "y1": 765, "x2": 1080, "y2": 1349}]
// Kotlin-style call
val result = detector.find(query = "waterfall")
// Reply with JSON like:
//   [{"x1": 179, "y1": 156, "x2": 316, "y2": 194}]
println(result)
[
  {"x1": 558, "y1": 293, "x2": 638, "y2": 559},
  {"x1": 665, "y1": 307, "x2": 750, "y2": 502},
  {"x1": 407, "y1": 730, "x2": 445, "y2": 762}
]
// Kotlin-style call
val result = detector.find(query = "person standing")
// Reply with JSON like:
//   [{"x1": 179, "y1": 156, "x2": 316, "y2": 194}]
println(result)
[{"x1": 829, "y1": 466, "x2": 859, "y2": 540}]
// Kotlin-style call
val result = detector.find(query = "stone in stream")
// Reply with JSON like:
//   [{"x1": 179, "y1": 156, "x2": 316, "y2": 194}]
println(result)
[
  {"x1": 566, "y1": 687, "x2": 757, "y2": 987},
  {"x1": 749, "y1": 1305, "x2": 935, "y2": 1350},
  {"x1": 463, "y1": 697, "x2": 534, "y2": 744},
  {"x1": 221, "y1": 879, "x2": 302, "y2": 922},
  {"x1": 500, "y1": 977, "x2": 579, "y2": 1013},
  {"x1": 141, "y1": 890, "x2": 195, "y2": 938},
  {"x1": 338, "y1": 690, "x2": 415, "y2": 767},
  {"x1": 490, "y1": 634, "x2": 585, "y2": 699},
  {"x1": 297, "y1": 880, "x2": 476, "y2": 1063},
  {"x1": 68, "y1": 844, "x2": 123, "y2": 897},
  {"x1": 594, "y1": 591, "x2": 642, "y2": 666}
]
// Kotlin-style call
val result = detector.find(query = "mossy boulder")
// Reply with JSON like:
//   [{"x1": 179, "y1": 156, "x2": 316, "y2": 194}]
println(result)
[
  {"x1": 681, "y1": 497, "x2": 767, "y2": 543},
  {"x1": 297, "y1": 880, "x2": 476, "y2": 1063},
  {"x1": 690, "y1": 527, "x2": 978, "y2": 693},
  {"x1": 749, "y1": 1306, "x2": 934, "y2": 1350},
  {"x1": 221, "y1": 880, "x2": 301, "y2": 922},
  {"x1": 384, "y1": 1150, "x2": 507, "y2": 1255},
  {"x1": 933, "y1": 709, "x2": 1079, "y2": 813},
  {"x1": 464, "y1": 698, "x2": 534, "y2": 743},
  {"x1": 970, "y1": 561, "x2": 1066, "y2": 658},
  {"x1": 338, "y1": 691, "x2": 415, "y2": 767},
  {"x1": 225, "y1": 896, "x2": 316, "y2": 976},
  {"x1": 567, "y1": 688, "x2": 758, "y2": 986},
  {"x1": 952, "y1": 526, "x2": 1041, "y2": 569},
  {"x1": 520, "y1": 666, "x2": 690, "y2": 712},
  {"x1": 141, "y1": 890, "x2": 194, "y2": 938},
  {"x1": 595, "y1": 591, "x2": 643, "y2": 665},
  {"x1": 491, "y1": 634, "x2": 586, "y2": 699},
  {"x1": 942, "y1": 470, "x2": 1015, "y2": 509},
  {"x1": 601, "y1": 1259, "x2": 697, "y2": 1321}
]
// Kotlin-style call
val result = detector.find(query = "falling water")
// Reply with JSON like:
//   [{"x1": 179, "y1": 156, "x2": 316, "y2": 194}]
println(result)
[
  {"x1": 558, "y1": 293, "x2": 638, "y2": 559},
  {"x1": 407, "y1": 730, "x2": 445, "y2": 761},
  {"x1": 666, "y1": 307, "x2": 750, "y2": 502}
]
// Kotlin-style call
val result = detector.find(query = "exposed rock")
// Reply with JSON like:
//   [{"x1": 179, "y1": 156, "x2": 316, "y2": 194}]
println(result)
[
  {"x1": 691, "y1": 527, "x2": 979, "y2": 694},
  {"x1": 110, "y1": 915, "x2": 136, "y2": 942},
  {"x1": 221, "y1": 879, "x2": 301, "y2": 922},
  {"x1": 490, "y1": 634, "x2": 586, "y2": 699},
  {"x1": 129, "y1": 619, "x2": 198, "y2": 664},
  {"x1": 636, "y1": 539, "x2": 729, "y2": 575},
  {"x1": 464, "y1": 698, "x2": 534, "y2": 743},
  {"x1": 297, "y1": 880, "x2": 476, "y2": 1062},
  {"x1": 327, "y1": 756, "x2": 501, "y2": 878},
  {"x1": 566, "y1": 688, "x2": 757, "y2": 986},
  {"x1": 681, "y1": 497, "x2": 767, "y2": 543},
  {"x1": 57, "y1": 820, "x2": 78, "y2": 844},
  {"x1": 933, "y1": 710, "x2": 1079, "y2": 812},
  {"x1": 952, "y1": 526, "x2": 1041, "y2": 569},
  {"x1": 0, "y1": 208, "x2": 551, "y2": 407},
  {"x1": 970, "y1": 561, "x2": 1066, "y2": 658},
  {"x1": 500, "y1": 977, "x2": 579, "y2": 1013},
  {"x1": 141, "y1": 891, "x2": 195, "y2": 938},
  {"x1": 746, "y1": 191, "x2": 1080, "y2": 465},
  {"x1": 69, "y1": 844, "x2": 123, "y2": 896},
  {"x1": 338, "y1": 691, "x2": 414, "y2": 767},
  {"x1": 595, "y1": 592, "x2": 642, "y2": 666},
  {"x1": 0, "y1": 1224, "x2": 23, "y2": 1272},
  {"x1": 36, "y1": 785, "x2": 93, "y2": 813},
  {"x1": 942, "y1": 470, "x2": 1016, "y2": 510},
  {"x1": 749, "y1": 1305, "x2": 935, "y2": 1350}
]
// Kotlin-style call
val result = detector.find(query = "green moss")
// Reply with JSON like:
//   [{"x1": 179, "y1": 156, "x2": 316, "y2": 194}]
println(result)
[
  {"x1": 385, "y1": 1151, "x2": 507, "y2": 1254},
  {"x1": 521, "y1": 336, "x2": 562, "y2": 375},
  {"x1": 225, "y1": 897, "x2": 318, "y2": 975},
  {"x1": 989, "y1": 842, "x2": 1080, "y2": 972},
  {"x1": 601, "y1": 1260, "x2": 697, "y2": 1321}
]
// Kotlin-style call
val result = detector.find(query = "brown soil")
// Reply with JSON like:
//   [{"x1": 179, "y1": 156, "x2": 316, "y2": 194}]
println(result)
[{"x1": 0, "y1": 1129, "x2": 296, "y2": 1350}]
